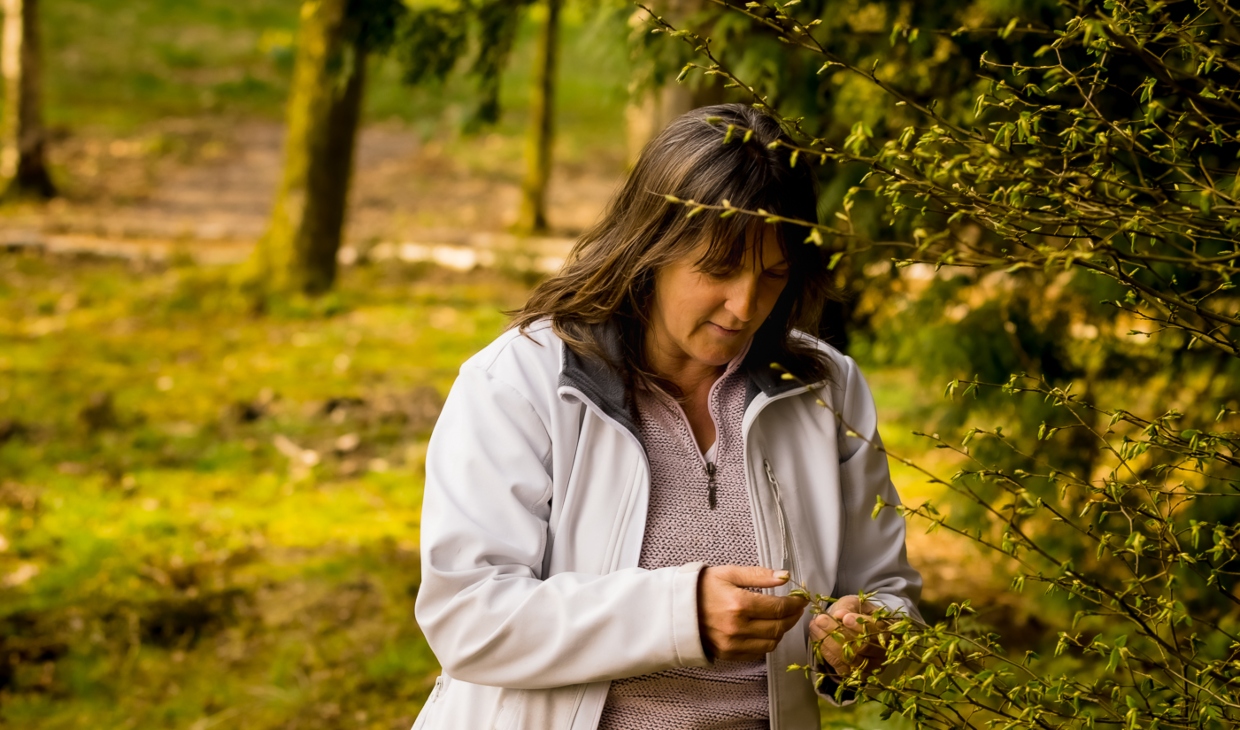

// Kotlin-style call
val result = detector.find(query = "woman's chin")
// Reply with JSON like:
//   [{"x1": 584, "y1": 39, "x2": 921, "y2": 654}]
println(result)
[{"x1": 688, "y1": 342, "x2": 747, "y2": 368}]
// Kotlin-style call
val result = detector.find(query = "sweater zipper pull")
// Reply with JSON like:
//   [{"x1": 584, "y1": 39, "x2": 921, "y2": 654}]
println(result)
[{"x1": 705, "y1": 461, "x2": 717, "y2": 510}]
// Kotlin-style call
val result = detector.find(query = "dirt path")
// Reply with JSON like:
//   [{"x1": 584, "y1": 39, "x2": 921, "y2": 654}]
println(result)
[{"x1": 1, "y1": 119, "x2": 622, "y2": 265}]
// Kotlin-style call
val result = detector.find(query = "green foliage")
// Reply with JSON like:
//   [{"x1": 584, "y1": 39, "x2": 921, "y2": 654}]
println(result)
[
  {"x1": 347, "y1": 0, "x2": 408, "y2": 52},
  {"x1": 380, "y1": 0, "x2": 548, "y2": 125},
  {"x1": 647, "y1": 0, "x2": 1240, "y2": 726},
  {"x1": 392, "y1": 5, "x2": 470, "y2": 85},
  {"x1": 463, "y1": 0, "x2": 535, "y2": 129}
]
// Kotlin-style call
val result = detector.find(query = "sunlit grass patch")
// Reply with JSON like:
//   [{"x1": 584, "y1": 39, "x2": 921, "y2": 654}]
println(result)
[
  {"x1": 0, "y1": 252, "x2": 528, "y2": 728},
  {"x1": 0, "y1": 250, "x2": 940, "y2": 729}
]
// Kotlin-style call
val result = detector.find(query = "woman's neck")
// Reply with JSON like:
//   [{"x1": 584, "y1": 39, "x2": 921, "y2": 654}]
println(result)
[
  {"x1": 646, "y1": 349, "x2": 723, "y2": 453},
  {"x1": 645, "y1": 329, "x2": 724, "y2": 397},
  {"x1": 661, "y1": 362, "x2": 722, "y2": 401}
]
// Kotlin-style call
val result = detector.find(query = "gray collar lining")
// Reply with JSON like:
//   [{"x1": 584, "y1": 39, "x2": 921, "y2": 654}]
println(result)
[{"x1": 558, "y1": 321, "x2": 802, "y2": 438}]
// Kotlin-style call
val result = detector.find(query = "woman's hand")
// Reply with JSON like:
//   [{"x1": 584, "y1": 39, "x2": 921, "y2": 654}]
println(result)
[
  {"x1": 808, "y1": 595, "x2": 887, "y2": 679},
  {"x1": 697, "y1": 566, "x2": 808, "y2": 662}
]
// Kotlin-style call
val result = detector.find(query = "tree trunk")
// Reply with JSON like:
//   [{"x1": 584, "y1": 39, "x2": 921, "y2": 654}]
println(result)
[
  {"x1": 625, "y1": 0, "x2": 724, "y2": 167},
  {"x1": 1, "y1": 0, "x2": 54, "y2": 200},
  {"x1": 251, "y1": 0, "x2": 366, "y2": 297},
  {"x1": 515, "y1": 0, "x2": 560, "y2": 235}
]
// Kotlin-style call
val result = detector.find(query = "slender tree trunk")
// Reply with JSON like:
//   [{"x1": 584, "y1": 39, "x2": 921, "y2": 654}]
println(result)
[
  {"x1": 515, "y1": 0, "x2": 560, "y2": 235},
  {"x1": 625, "y1": 0, "x2": 723, "y2": 167},
  {"x1": 1, "y1": 0, "x2": 54, "y2": 200},
  {"x1": 251, "y1": 0, "x2": 365, "y2": 297}
]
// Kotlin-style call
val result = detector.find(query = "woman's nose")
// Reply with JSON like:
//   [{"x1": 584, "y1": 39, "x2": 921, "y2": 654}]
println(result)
[{"x1": 724, "y1": 274, "x2": 759, "y2": 321}]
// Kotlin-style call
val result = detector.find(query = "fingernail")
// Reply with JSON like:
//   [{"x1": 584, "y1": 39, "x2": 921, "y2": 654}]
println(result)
[{"x1": 774, "y1": 570, "x2": 790, "y2": 582}]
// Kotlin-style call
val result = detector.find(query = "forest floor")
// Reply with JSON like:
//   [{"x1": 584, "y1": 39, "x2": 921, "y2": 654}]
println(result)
[{"x1": 0, "y1": 250, "x2": 999, "y2": 730}]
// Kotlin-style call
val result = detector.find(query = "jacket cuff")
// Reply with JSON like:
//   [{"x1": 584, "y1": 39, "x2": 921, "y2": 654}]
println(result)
[{"x1": 672, "y1": 562, "x2": 710, "y2": 667}]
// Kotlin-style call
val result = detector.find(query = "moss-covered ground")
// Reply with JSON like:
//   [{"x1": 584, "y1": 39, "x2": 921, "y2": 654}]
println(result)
[
  {"x1": 0, "y1": 0, "x2": 980, "y2": 727},
  {"x1": 0, "y1": 252, "x2": 941, "y2": 729},
  {"x1": 0, "y1": 253, "x2": 525, "y2": 729}
]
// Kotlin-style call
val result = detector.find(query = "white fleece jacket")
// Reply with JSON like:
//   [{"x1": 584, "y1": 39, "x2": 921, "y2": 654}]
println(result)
[{"x1": 412, "y1": 322, "x2": 921, "y2": 730}]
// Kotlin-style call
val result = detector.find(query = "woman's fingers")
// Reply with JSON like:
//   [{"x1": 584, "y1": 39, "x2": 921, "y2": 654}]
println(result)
[
  {"x1": 740, "y1": 591, "x2": 809, "y2": 619},
  {"x1": 827, "y1": 594, "x2": 878, "y2": 620},
  {"x1": 710, "y1": 614, "x2": 803, "y2": 660},
  {"x1": 702, "y1": 597, "x2": 806, "y2": 659},
  {"x1": 809, "y1": 612, "x2": 887, "y2": 677},
  {"x1": 709, "y1": 564, "x2": 794, "y2": 590},
  {"x1": 698, "y1": 565, "x2": 809, "y2": 661}
]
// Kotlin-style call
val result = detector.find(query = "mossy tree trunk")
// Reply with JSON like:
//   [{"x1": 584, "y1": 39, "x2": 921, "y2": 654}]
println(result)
[
  {"x1": 1, "y1": 0, "x2": 55, "y2": 200},
  {"x1": 252, "y1": 0, "x2": 366, "y2": 297},
  {"x1": 515, "y1": 0, "x2": 560, "y2": 235}
]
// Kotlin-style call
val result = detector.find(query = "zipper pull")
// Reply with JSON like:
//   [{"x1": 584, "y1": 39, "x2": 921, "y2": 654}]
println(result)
[
  {"x1": 705, "y1": 461, "x2": 717, "y2": 510},
  {"x1": 764, "y1": 460, "x2": 779, "y2": 492}
]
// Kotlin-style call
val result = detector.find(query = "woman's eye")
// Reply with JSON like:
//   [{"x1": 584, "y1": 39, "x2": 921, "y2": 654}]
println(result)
[{"x1": 764, "y1": 269, "x2": 790, "y2": 280}]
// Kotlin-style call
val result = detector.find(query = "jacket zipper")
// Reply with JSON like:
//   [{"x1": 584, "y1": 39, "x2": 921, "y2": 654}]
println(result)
[
  {"x1": 740, "y1": 386, "x2": 811, "y2": 578},
  {"x1": 651, "y1": 384, "x2": 727, "y2": 510},
  {"x1": 763, "y1": 459, "x2": 796, "y2": 576},
  {"x1": 557, "y1": 386, "x2": 651, "y2": 730}
]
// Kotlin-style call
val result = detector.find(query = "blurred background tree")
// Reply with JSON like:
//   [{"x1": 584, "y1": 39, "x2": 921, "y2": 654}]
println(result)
[
  {"x1": 515, "y1": 0, "x2": 560, "y2": 234},
  {"x1": 1, "y1": 0, "x2": 55, "y2": 199},
  {"x1": 250, "y1": 0, "x2": 590, "y2": 297},
  {"x1": 248, "y1": 0, "x2": 394, "y2": 298}
]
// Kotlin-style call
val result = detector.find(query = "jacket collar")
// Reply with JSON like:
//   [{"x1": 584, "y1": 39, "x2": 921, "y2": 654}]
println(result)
[{"x1": 558, "y1": 320, "x2": 802, "y2": 436}]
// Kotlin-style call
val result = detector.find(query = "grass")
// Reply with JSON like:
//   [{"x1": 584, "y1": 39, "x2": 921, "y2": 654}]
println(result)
[
  {"x1": 863, "y1": 367, "x2": 967, "y2": 507},
  {"x1": 43, "y1": 0, "x2": 632, "y2": 157},
  {"x1": 44, "y1": 0, "x2": 299, "y2": 131},
  {"x1": 0, "y1": 253, "x2": 527, "y2": 729},
  {"x1": 0, "y1": 252, "x2": 936, "y2": 729}
]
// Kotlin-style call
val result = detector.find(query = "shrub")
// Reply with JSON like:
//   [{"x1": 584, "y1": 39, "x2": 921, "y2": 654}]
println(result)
[{"x1": 646, "y1": 0, "x2": 1240, "y2": 726}]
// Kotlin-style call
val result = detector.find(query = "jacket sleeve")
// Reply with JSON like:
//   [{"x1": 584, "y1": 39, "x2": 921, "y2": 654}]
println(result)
[
  {"x1": 414, "y1": 363, "x2": 710, "y2": 690},
  {"x1": 811, "y1": 355, "x2": 924, "y2": 705}
]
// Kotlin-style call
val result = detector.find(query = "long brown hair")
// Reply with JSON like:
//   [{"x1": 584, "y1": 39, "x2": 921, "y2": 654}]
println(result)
[{"x1": 511, "y1": 103, "x2": 834, "y2": 389}]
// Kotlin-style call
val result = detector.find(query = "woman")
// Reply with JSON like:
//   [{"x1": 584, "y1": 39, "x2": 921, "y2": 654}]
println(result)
[{"x1": 412, "y1": 104, "x2": 921, "y2": 730}]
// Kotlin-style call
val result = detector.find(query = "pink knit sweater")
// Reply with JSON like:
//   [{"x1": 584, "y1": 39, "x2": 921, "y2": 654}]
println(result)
[{"x1": 597, "y1": 356, "x2": 769, "y2": 730}]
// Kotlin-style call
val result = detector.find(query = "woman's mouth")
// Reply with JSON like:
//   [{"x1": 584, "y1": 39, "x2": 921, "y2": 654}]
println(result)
[{"x1": 709, "y1": 323, "x2": 744, "y2": 337}]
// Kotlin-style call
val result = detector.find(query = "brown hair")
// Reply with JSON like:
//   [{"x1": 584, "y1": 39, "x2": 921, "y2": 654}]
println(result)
[{"x1": 511, "y1": 103, "x2": 834, "y2": 390}]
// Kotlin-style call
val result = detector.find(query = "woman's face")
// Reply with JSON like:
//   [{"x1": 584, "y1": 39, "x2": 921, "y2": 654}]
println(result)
[{"x1": 646, "y1": 225, "x2": 790, "y2": 374}]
